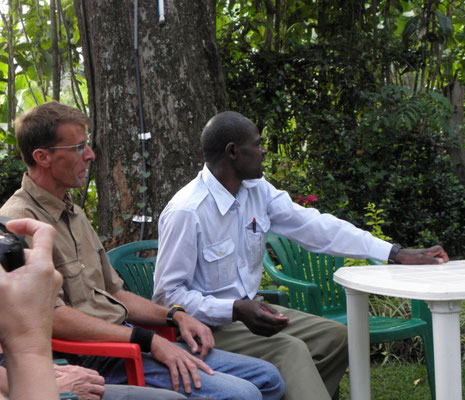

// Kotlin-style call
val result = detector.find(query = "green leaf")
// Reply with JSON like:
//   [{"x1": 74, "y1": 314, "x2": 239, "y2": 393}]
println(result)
[
  {"x1": 433, "y1": 11, "x2": 454, "y2": 40},
  {"x1": 113, "y1": 227, "x2": 123, "y2": 235}
]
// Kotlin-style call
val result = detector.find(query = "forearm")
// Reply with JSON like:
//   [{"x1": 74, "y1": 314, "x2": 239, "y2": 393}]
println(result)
[
  {"x1": 112, "y1": 290, "x2": 169, "y2": 326},
  {"x1": 154, "y1": 285, "x2": 234, "y2": 326},
  {"x1": 53, "y1": 305, "x2": 131, "y2": 342},
  {"x1": 0, "y1": 366, "x2": 8, "y2": 396},
  {"x1": 3, "y1": 346, "x2": 58, "y2": 400},
  {"x1": 268, "y1": 191, "x2": 392, "y2": 260}
]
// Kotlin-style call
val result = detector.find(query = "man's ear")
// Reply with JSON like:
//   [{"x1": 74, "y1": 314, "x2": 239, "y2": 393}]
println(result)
[
  {"x1": 32, "y1": 148, "x2": 52, "y2": 168},
  {"x1": 225, "y1": 142, "x2": 237, "y2": 160}
]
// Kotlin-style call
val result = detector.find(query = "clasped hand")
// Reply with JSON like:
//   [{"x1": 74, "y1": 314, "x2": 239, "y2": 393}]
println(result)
[{"x1": 233, "y1": 299, "x2": 289, "y2": 337}]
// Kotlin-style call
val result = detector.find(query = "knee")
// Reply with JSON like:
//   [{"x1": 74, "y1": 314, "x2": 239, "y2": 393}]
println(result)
[
  {"x1": 329, "y1": 320, "x2": 348, "y2": 347},
  {"x1": 332, "y1": 321, "x2": 347, "y2": 345},
  {"x1": 229, "y1": 380, "x2": 263, "y2": 400},
  {"x1": 280, "y1": 334, "x2": 309, "y2": 355},
  {"x1": 262, "y1": 363, "x2": 285, "y2": 400}
]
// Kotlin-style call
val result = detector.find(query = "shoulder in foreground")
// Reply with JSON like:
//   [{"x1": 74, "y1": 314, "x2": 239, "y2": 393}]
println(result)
[{"x1": 166, "y1": 176, "x2": 209, "y2": 212}]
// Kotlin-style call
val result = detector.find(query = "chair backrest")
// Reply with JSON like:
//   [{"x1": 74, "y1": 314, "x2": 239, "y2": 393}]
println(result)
[
  {"x1": 265, "y1": 232, "x2": 347, "y2": 317},
  {"x1": 107, "y1": 240, "x2": 158, "y2": 300}
]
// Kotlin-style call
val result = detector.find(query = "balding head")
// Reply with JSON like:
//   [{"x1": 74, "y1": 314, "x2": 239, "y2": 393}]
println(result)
[{"x1": 201, "y1": 111, "x2": 257, "y2": 163}]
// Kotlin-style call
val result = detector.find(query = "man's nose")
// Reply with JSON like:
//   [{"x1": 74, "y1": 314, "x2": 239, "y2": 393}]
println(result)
[{"x1": 84, "y1": 144, "x2": 96, "y2": 161}]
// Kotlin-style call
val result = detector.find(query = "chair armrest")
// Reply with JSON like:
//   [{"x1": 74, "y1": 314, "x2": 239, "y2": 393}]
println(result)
[
  {"x1": 51, "y1": 338, "x2": 145, "y2": 386},
  {"x1": 52, "y1": 338, "x2": 142, "y2": 358},
  {"x1": 53, "y1": 358, "x2": 69, "y2": 366},
  {"x1": 263, "y1": 254, "x2": 324, "y2": 314},
  {"x1": 257, "y1": 289, "x2": 289, "y2": 307},
  {"x1": 60, "y1": 393, "x2": 79, "y2": 400},
  {"x1": 135, "y1": 324, "x2": 177, "y2": 342},
  {"x1": 367, "y1": 258, "x2": 384, "y2": 265}
]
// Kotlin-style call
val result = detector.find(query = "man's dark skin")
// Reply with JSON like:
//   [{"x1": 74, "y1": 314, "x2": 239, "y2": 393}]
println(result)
[{"x1": 210, "y1": 117, "x2": 449, "y2": 338}]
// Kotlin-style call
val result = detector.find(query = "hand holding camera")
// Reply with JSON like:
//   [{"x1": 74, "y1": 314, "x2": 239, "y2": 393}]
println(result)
[{"x1": 0, "y1": 218, "x2": 62, "y2": 400}]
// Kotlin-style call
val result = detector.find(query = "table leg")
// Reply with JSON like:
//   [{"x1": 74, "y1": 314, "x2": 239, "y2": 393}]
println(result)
[
  {"x1": 345, "y1": 288, "x2": 370, "y2": 400},
  {"x1": 427, "y1": 300, "x2": 462, "y2": 400}
]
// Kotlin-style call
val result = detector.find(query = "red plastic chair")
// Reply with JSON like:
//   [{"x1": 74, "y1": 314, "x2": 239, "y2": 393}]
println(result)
[
  {"x1": 52, "y1": 338, "x2": 146, "y2": 386},
  {"x1": 52, "y1": 240, "x2": 177, "y2": 386}
]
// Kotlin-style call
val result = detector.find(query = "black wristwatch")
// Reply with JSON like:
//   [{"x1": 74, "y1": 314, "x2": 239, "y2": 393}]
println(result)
[
  {"x1": 166, "y1": 305, "x2": 187, "y2": 327},
  {"x1": 388, "y1": 244, "x2": 402, "y2": 264}
]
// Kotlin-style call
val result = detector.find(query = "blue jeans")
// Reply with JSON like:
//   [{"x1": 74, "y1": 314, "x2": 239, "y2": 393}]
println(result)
[{"x1": 71, "y1": 343, "x2": 284, "y2": 400}]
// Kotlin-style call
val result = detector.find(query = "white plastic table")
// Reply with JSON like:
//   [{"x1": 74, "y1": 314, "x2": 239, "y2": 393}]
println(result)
[{"x1": 334, "y1": 260, "x2": 465, "y2": 400}]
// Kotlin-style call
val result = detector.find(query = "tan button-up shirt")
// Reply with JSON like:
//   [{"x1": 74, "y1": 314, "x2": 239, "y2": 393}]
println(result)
[{"x1": 0, "y1": 173, "x2": 128, "y2": 325}]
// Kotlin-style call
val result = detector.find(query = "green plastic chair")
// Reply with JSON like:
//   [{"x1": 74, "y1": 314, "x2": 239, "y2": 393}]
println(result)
[
  {"x1": 106, "y1": 239, "x2": 282, "y2": 330},
  {"x1": 264, "y1": 232, "x2": 435, "y2": 399},
  {"x1": 106, "y1": 239, "x2": 176, "y2": 341},
  {"x1": 107, "y1": 240, "x2": 159, "y2": 300}
]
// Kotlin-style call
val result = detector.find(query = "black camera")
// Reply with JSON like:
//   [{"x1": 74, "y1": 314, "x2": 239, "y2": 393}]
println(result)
[{"x1": 0, "y1": 216, "x2": 26, "y2": 272}]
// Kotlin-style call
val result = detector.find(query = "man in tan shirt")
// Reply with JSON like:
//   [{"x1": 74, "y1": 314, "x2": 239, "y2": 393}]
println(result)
[{"x1": 0, "y1": 101, "x2": 284, "y2": 400}]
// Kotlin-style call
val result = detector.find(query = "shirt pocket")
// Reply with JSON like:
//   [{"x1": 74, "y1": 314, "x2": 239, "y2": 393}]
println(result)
[
  {"x1": 56, "y1": 259, "x2": 89, "y2": 305},
  {"x1": 244, "y1": 215, "x2": 270, "y2": 269},
  {"x1": 202, "y1": 237, "x2": 235, "y2": 289}
]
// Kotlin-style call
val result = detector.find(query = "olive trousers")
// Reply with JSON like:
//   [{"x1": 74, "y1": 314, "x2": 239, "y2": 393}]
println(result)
[{"x1": 212, "y1": 305, "x2": 348, "y2": 400}]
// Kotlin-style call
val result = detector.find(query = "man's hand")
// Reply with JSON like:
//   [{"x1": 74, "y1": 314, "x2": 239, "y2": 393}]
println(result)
[
  {"x1": 233, "y1": 299, "x2": 289, "y2": 337},
  {"x1": 173, "y1": 312, "x2": 215, "y2": 360},
  {"x1": 54, "y1": 365, "x2": 105, "y2": 400},
  {"x1": 150, "y1": 334, "x2": 213, "y2": 394},
  {"x1": 396, "y1": 246, "x2": 449, "y2": 265}
]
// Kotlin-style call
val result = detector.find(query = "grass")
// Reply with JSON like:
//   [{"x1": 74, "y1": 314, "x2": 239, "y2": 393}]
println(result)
[{"x1": 339, "y1": 361, "x2": 465, "y2": 399}]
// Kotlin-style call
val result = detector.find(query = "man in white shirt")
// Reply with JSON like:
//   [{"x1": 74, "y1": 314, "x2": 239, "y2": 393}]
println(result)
[{"x1": 153, "y1": 111, "x2": 448, "y2": 400}]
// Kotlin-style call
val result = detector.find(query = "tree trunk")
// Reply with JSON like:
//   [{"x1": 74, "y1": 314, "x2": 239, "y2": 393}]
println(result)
[
  {"x1": 50, "y1": 0, "x2": 61, "y2": 101},
  {"x1": 443, "y1": 81, "x2": 465, "y2": 186},
  {"x1": 3, "y1": 0, "x2": 16, "y2": 132},
  {"x1": 74, "y1": 0, "x2": 226, "y2": 247}
]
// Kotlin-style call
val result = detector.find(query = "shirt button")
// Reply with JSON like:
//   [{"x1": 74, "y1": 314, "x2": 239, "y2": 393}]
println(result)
[
  {"x1": 219, "y1": 251, "x2": 224, "y2": 256},
  {"x1": 81, "y1": 264, "x2": 86, "y2": 269}
]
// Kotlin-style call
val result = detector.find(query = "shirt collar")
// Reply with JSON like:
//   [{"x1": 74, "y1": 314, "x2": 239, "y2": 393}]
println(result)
[
  {"x1": 201, "y1": 165, "x2": 236, "y2": 216},
  {"x1": 200, "y1": 165, "x2": 262, "y2": 215},
  {"x1": 21, "y1": 173, "x2": 75, "y2": 222}
]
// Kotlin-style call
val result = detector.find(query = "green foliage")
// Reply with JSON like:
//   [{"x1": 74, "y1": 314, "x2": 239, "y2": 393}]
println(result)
[
  {"x1": 339, "y1": 361, "x2": 441, "y2": 399},
  {"x1": 0, "y1": 130, "x2": 26, "y2": 206},
  {"x1": 218, "y1": 0, "x2": 465, "y2": 258},
  {"x1": 344, "y1": 202, "x2": 391, "y2": 267},
  {"x1": 0, "y1": 0, "x2": 89, "y2": 214},
  {"x1": 363, "y1": 203, "x2": 392, "y2": 242},
  {"x1": 259, "y1": 263, "x2": 289, "y2": 296}
]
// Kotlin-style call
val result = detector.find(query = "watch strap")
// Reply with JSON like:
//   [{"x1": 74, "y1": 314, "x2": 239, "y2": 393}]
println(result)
[
  {"x1": 166, "y1": 305, "x2": 187, "y2": 327},
  {"x1": 388, "y1": 244, "x2": 402, "y2": 264}
]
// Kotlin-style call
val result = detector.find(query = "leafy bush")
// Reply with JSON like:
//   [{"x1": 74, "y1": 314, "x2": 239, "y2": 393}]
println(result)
[
  {"x1": 0, "y1": 131, "x2": 26, "y2": 207},
  {"x1": 218, "y1": 3, "x2": 465, "y2": 259}
]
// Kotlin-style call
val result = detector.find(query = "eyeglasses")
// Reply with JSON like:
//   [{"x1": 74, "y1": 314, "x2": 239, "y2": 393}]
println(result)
[{"x1": 45, "y1": 141, "x2": 89, "y2": 155}]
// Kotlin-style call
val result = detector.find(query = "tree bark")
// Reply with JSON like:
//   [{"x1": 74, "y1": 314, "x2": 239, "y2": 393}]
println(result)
[
  {"x1": 74, "y1": 0, "x2": 226, "y2": 247},
  {"x1": 2, "y1": 0, "x2": 16, "y2": 132},
  {"x1": 443, "y1": 81, "x2": 465, "y2": 186},
  {"x1": 50, "y1": 0, "x2": 61, "y2": 101}
]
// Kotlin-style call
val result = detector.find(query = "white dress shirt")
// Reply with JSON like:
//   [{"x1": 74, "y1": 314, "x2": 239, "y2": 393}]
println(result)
[{"x1": 153, "y1": 164, "x2": 391, "y2": 326}]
